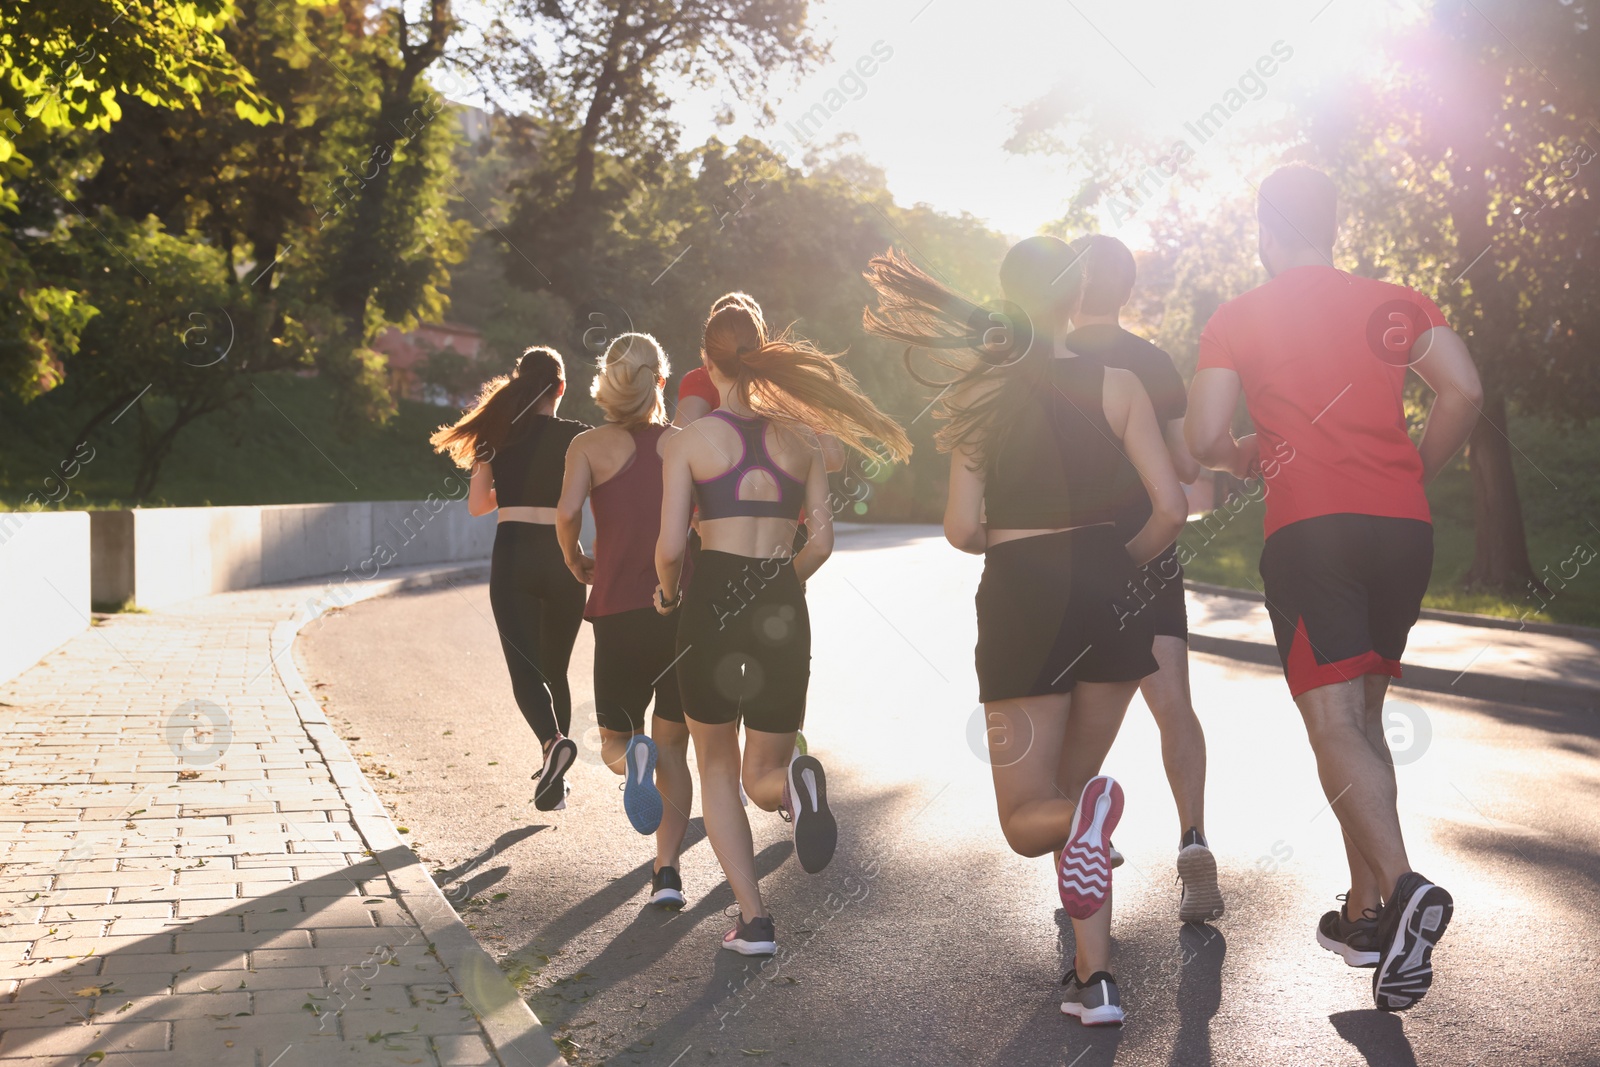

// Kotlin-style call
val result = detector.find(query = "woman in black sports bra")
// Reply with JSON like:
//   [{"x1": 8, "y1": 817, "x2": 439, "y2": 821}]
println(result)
[
  {"x1": 654, "y1": 302, "x2": 911, "y2": 958},
  {"x1": 864, "y1": 238, "x2": 1186, "y2": 1027},
  {"x1": 431, "y1": 347, "x2": 591, "y2": 813}
]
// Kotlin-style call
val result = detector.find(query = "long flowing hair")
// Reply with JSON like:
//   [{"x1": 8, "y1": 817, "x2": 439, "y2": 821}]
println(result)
[
  {"x1": 429, "y1": 347, "x2": 566, "y2": 468},
  {"x1": 862, "y1": 238, "x2": 1087, "y2": 466},
  {"x1": 703, "y1": 303, "x2": 912, "y2": 464}
]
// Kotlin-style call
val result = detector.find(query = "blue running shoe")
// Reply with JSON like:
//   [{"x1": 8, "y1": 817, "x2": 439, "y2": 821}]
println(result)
[{"x1": 622, "y1": 735, "x2": 663, "y2": 835}]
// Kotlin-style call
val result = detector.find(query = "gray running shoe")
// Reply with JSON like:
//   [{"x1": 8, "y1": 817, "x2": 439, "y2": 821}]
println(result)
[
  {"x1": 1317, "y1": 893, "x2": 1381, "y2": 967},
  {"x1": 1176, "y1": 828, "x2": 1225, "y2": 923},
  {"x1": 1372, "y1": 872, "x2": 1453, "y2": 1011},
  {"x1": 1060, "y1": 970, "x2": 1124, "y2": 1026},
  {"x1": 721, "y1": 911, "x2": 776, "y2": 956}
]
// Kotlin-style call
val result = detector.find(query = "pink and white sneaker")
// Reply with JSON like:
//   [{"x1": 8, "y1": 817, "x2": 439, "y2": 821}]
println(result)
[{"x1": 1059, "y1": 776, "x2": 1124, "y2": 919}]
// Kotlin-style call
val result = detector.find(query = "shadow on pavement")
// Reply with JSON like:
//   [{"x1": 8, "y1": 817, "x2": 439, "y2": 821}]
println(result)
[
  {"x1": 1330, "y1": 1010, "x2": 1420, "y2": 1066},
  {"x1": 1170, "y1": 923, "x2": 1225, "y2": 1067}
]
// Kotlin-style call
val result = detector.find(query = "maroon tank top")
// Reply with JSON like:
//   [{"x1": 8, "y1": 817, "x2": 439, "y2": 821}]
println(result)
[{"x1": 587, "y1": 424, "x2": 670, "y2": 618}]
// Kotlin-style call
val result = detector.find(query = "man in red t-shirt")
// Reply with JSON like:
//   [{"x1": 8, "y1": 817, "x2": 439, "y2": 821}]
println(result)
[{"x1": 1187, "y1": 165, "x2": 1482, "y2": 1013}]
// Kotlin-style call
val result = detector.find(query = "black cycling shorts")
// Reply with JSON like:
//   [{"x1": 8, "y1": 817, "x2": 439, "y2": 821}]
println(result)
[
  {"x1": 592, "y1": 606, "x2": 685, "y2": 732},
  {"x1": 1258, "y1": 514, "x2": 1433, "y2": 698},
  {"x1": 675, "y1": 549, "x2": 810, "y2": 734}
]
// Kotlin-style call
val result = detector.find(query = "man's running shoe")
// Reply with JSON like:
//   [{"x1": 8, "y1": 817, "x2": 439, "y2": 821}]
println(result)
[
  {"x1": 533, "y1": 737, "x2": 577, "y2": 812},
  {"x1": 721, "y1": 911, "x2": 776, "y2": 956},
  {"x1": 622, "y1": 735, "x2": 663, "y2": 835},
  {"x1": 786, "y1": 754, "x2": 836, "y2": 873},
  {"x1": 1060, "y1": 970, "x2": 1124, "y2": 1026},
  {"x1": 1317, "y1": 893, "x2": 1381, "y2": 967},
  {"x1": 1059, "y1": 776, "x2": 1122, "y2": 919},
  {"x1": 1372, "y1": 872, "x2": 1453, "y2": 1011},
  {"x1": 1176, "y1": 826, "x2": 1225, "y2": 923},
  {"x1": 649, "y1": 865, "x2": 685, "y2": 909}
]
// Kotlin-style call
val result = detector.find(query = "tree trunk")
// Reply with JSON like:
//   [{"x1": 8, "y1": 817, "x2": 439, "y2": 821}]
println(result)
[{"x1": 1463, "y1": 389, "x2": 1539, "y2": 594}]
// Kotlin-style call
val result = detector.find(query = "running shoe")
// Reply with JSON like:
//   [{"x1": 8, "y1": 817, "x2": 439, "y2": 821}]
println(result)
[
  {"x1": 1059, "y1": 776, "x2": 1122, "y2": 919},
  {"x1": 792, "y1": 731, "x2": 809, "y2": 760},
  {"x1": 1371, "y1": 871, "x2": 1453, "y2": 1012},
  {"x1": 533, "y1": 737, "x2": 577, "y2": 812},
  {"x1": 1176, "y1": 826, "x2": 1225, "y2": 923},
  {"x1": 721, "y1": 911, "x2": 776, "y2": 956},
  {"x1": 786, "y1": 754, "x2": 837, "y2": 874},
  {"x1": 1060, "y1": 970, "x2": 1124, "y2": 1026},
  {"x1": 622, "y1": 735, "x2": 663, "y2": 835},
  {"x1": 649, "y1": 865, "x2": 685, "y2": 909},
  {"x1": 1317, "y1": 893, "x2": 1381, "y2": 967}
]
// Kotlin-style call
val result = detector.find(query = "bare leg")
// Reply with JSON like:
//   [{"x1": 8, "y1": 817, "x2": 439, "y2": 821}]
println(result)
[
  {"x1": 741, "y1": 728, "x2": 798, "y2": 813},
  {"x1": 653, "y1": 718, "x2": 692, "y2": 871},
  {"x1": 1343, "y1": 674, "x2": 1396, "y2": 915},
  {"x1": 598, "y1": 727, "x2": 636, "y2": 776},
  {"x1": 685, "y1": 716, "x2": 765, "y2": 920},
  {"x1": 1296, "y1": 676, "x2": 1410, "y2": 905},
  {"x1": 1055, "y1": 681, "x2": 1137, "y2": 979},
  {"x1": 1138, "y1": 636, "x2": 1207, "y2": 840}
]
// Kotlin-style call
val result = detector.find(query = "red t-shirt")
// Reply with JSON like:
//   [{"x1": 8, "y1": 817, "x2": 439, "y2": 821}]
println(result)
[
  {"x1": 677, "y1": 367, "x2": 719, "y2": 409},
  {"x1": 1196, "y1": 265, "x2": 1447, "y2": 538}
]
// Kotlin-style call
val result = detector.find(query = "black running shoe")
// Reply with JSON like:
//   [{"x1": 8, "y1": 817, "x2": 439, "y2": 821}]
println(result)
[
  {"x1": 533, "y1": 737, "x2": 577, "y2": 812},
  {"x1": 721, "y1": 912, "x2": 776, "y2": 956},
  {"x1": 1316, "y1": 893, "x2": 1381, "y2": 967},
  {"x1": 786, "y1": 754, "x2": 836, "y2": 874},
  {"x1": 1372, "y1": 871, "x2": 1453, "y2": 1011},
  {"x1": 649, "y1": 865, "x2": 685, "y2": 909},
  {"x1": 1060, "y1": 970, "x2": 1125, "y2": 1026}
]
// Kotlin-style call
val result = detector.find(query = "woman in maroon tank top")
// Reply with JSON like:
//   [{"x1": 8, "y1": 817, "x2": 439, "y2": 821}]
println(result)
[{"x1": 555, "y1": 333, "x2": 693, "y2": 907}]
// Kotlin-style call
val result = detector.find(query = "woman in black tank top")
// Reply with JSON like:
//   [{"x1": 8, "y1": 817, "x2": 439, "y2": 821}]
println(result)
[
  {"x1": 431, "y1": 347, "x2": 591, "y2": 813},
  {"x1": 865, "y1": 238, "x2": 1186, "y2": 1026}
]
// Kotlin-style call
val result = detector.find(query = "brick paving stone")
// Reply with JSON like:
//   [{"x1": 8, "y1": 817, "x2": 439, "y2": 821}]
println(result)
[{"x1": 0, "y1": 573, "x2": 519, "y2": 1066}]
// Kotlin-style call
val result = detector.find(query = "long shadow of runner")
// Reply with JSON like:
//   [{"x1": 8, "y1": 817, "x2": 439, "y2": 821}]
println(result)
[
  {"x1": 527, "y1": 839, "x2": 793, "y2": 1032},
  {"x1": 1168, "y1": 923, "x2": 1225, "y2": 1067},
  {"x1": 1330, "y1": 1010, "x2": 1420, "y2": 1067},
  {"x1": 432, "y1": 824, "x2": 546, "y2": 907}
]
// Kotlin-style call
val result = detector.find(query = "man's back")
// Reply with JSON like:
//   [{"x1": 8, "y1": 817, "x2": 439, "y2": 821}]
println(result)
[{"x1": 1197, "y1": 264, "x2": 1446, "y2": 537}]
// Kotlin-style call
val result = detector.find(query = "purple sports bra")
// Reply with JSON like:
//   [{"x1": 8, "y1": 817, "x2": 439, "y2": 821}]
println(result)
[{"x1": 692, "y1": 411, "x2": 807, "y2": 520}]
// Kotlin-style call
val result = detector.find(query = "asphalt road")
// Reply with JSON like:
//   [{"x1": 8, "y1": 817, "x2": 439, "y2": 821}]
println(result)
[{"x1": 298, "y1": 525, "x2": 1600, "y2": 1067}]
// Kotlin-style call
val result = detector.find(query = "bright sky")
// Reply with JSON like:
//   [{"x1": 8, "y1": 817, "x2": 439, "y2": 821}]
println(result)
[{"x1": 672, "y1": 0, "x2": 1430, "y2": 245}]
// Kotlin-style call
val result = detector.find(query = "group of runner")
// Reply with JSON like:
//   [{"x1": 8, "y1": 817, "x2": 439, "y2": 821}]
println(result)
[{"x1": 430, "y1": 164, "x2": 1483, "y2": 1024}]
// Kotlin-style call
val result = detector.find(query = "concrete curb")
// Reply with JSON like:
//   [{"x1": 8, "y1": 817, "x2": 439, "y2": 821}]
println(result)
[{"x1": 268, "y1": 561, "x2": 565, "y2": 1067}]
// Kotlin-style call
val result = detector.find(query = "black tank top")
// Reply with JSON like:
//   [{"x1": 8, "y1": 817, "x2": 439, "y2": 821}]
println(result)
[
  {"x1": 983, "y1": 359, "x2": 1143, "y2": 531},
  {"x1": 488, "y1": 415, "x2": 589, "y2": 508}
]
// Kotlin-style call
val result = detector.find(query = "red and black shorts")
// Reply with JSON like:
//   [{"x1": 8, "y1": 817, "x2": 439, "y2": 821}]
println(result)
[{"x1": 1258, "y1": 514, "x2": 1432, "y2": 698}]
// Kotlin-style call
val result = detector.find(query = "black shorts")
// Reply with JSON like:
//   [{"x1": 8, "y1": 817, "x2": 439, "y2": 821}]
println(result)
[
  {"x1": 1132, "y1": 543, "x2": 1188, "y2": 641},
  {"x1": 591, "y1": 607, "x2": 685, "y2": 731},
  {"x1": 1258, "y1": 514, "x2": 1433, "y2": 697},
  {"x1": 675, "y1": 550, "x2": 810, "y2": 733},
  {"x1": 975, "y1": 526, "x2": 1158, "y2": 703}
]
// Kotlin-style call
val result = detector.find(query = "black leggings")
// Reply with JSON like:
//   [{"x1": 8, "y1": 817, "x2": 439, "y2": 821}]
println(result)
[{"x1": 489, "y1": 523, "x2": 586, "y2": 745}]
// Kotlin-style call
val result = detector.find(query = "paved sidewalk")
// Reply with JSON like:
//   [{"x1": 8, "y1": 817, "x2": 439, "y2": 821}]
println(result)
[
  {"x1": 0, "y1": 564, "x2": 560, "y2": 1067},
  {"x1": 1186, "y1": 581, "x2": 1600, "y2": 712}
]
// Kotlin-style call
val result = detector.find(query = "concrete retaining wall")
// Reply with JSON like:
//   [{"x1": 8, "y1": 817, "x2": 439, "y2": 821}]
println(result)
[
  {"x1": 92, "y1": 498, "x2": 498, "y2": 610},
  {"x1": 0, "y1": 511, "x2": 92, "y2": 685}
]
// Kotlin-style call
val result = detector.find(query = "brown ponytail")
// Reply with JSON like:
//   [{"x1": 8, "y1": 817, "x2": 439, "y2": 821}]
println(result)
[
  {"x1": 862, "y1": 240, "x2": 1086, "y2": 466},
  {"x1": 702, "y1": 304, "x2": 912, "y2": 464},
  {"x1": 429, "y1": 346, "x2": 566, "y2": 469}
]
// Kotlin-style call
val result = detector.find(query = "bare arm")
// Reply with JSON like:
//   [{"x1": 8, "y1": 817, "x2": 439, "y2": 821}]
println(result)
[
  {"x1": 1186, "y1": 368, "x2": 1256, "y2": 478},
  {"x1": 1108, "y1": 370, "x2": 1187, "y2": 565},
  {"x1": 1409, "y1": 326, "x2": 1483, "y2": 483},
  {"x1": 467, "y1": 462, "x2": 497, "y2": 516},
  {"x1": 792, "y1": 445, "x2": 835, "y2": 582},
  {"x1": 654, "y1": 434, "x2": 694, "y2": 610},
  {"x1": 944, "y1": 448, "x2": 987, "y2": 555},
  {"x1": 672, "y1": 395, "x2": 712, "y2": 427},
  {"x1": 819, "y1": 433, "x2": 846, "y2": 474},
  {"x1": 555, "y1": 436, "x2": 594, "y2": 584},
  {"x1": 1164, "y1": 418, "x2": 1202, "y2": 484}
]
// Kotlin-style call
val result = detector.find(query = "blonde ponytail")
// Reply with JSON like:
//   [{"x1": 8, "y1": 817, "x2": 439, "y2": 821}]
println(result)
[{"x1": 591, "y1": 332, "x2": 670, "y2": 429}]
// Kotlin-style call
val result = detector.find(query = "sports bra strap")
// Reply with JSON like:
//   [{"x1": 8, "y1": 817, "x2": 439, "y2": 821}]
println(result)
[{"x1": 692, "y1": 412, "x2": 807, "y2": 521}]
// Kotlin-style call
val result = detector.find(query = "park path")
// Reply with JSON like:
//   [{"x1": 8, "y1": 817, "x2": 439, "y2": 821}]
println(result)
[{"x1": 0, "y1": 564, "x2": 560, "y2": 1067}]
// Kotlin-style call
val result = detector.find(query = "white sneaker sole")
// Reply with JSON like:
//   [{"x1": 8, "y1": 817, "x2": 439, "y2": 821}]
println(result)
[
  {"x1": 1060, "y1": 1001, "x2": 1125, "y2": 1026},
  {"x1": 721, "y1": 937, "x2": 776, "y2": 956},
  {"x1": 1316, "y1": 927, "x2": 1379, "y2": 967},
  {"x1": 1176, "y1": 843, "x2": 1225, "y2": 923}
]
